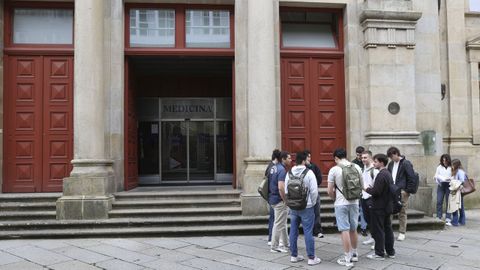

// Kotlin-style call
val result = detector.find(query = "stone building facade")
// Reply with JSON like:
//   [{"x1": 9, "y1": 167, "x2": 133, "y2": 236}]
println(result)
[{"x1": 0, "y1": 0, "x2": 478, "y2": 219}]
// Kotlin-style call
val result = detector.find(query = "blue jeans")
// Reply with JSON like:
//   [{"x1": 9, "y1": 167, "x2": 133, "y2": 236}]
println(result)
[
  {"x1": 289, "y1": 207, "x2": 315, "y2": 259},
  {"x1": 452, "y1": 196, "x2": 466, "y2": 226},
  {"x1": 359, "y1": 201, "x2": 368, "y2": 230},
  {"x1": 436, "y1": 182, "x2": 451, "y2": 220},
  {"x1": 268, "y1": 205, "x2": 274, "y2": 241}
]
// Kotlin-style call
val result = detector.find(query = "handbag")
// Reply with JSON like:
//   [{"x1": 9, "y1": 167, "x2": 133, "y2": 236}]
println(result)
[
  {"x1": 258, "y1": 177, "x2": 269, "y2": 201},
  {"x1": 461, "y1": 178, "x2": 476, "y2": 196}
]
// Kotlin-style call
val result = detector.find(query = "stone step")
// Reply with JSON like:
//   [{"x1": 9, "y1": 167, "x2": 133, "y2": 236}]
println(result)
[
  {"x1": 0, "y1": 211, "x2": 56, "y2": 221},
  {"x1": 112, "y1": 199, "x2": 241, "y2": 209},
  {"x1": 108, "y1": 207, "x2": 243, "y2": 218},
  {"x1": 0, "y1": 202, "x2": 56, "y2": 212},
  {"x1": 0, "y1": 193, "x2": 61, "y2": 203},
  {"x1": 113, "y1": 190, "x2": 242, "y2": 201},
  {"x1": 0, "y1": 217, "x2": 444, "y2": 239}
]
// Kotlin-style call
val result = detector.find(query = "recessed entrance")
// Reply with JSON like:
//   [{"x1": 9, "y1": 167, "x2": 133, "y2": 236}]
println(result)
[{"x1": 126, "y1": 57, "x2": 233, "y2": 186}]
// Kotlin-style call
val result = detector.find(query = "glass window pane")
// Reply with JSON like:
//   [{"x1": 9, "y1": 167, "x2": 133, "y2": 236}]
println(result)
[
  {"x1": 13, "y1": 8, "x2": 73, "y2": 44},
  {"x1": 282, "y1": 23, "x2": 336, "y2": 48},
  {"x1": 186, "y1": 10, "x2": 230, "y2": 48},
  {"x1": 130, "y1": 8, "x2": 175, "y2": 47},
  {"x1": 471, "y1": 0, "x2": 480, "y2": 11},
  {"x1": 216, "y1": 121, "x2": 233, "y2": 174}
]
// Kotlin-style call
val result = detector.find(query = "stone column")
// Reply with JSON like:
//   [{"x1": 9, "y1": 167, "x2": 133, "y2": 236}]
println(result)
[
  {"x1": 360, "y1": 0, "x2": 423, "y2": 156},
  {"x1": 56, "y1": 0, "x2": 115, "y2": 219},
  {"x1": 240, "y1": 0, "x2": 277, "y2": 215}
]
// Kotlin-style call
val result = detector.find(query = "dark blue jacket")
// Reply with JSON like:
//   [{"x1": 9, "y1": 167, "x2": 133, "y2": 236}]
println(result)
[{"x1": 387, "y1": 156, "x2": 416, "y2": 193}]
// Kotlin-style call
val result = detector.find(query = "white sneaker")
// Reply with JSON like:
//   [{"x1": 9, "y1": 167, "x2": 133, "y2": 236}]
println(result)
[
  {"x1": 270, "y1": 247, "x2": 288, "y2": 253},
  {"x1": 308, "y1": 257, "x2": 321, "y2": 266},
  {"x1": 267, "y1": 241, "x2": 272, "y2": 246},
  {"x1": 397, "y1": 233, "x2": 406, "y2": 241},
  {"x1": 351, "y1": 253, "x2": 359, "y2": 262},
  {"x1": 290, "y1": 255, "x2": 304, "y2": 263},
  {"x1": 362, "y1": 238, "x2": 374, "y2": 245},
  {"x1": 367, "y1": 253, "x2": 385, "y2": 261},
  {"x1": 445, "y1": 221, "x2": 452, "y2": 226},
  {"x1": 371, "y1": 245, "x2": 375, "y2": 250},
  {"x1": 337, "y1": 257, "x2": 353, "y2": 267},
  {"x1": 317, "y1": 233, "x2": 325, "y2": 238}
]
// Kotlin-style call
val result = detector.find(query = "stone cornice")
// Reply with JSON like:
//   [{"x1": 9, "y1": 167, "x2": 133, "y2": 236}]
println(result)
[
  {"x1": 365, "y1": 131, "x2": 420, "y2": 140},
  {"x1": 360, "y1": 10, "x2": 422, "y2": 22},
  {"x1": 360, "y1": 9, "x2": 422, "y2": 49},
  {"x1": 466, "y1": 35, "x2": 480, "y2": 50}
]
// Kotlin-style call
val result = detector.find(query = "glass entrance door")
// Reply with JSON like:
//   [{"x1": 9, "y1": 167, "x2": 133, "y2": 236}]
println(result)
[{"x1": 138, "y1": 98, "x2": 232, "y2": 185}]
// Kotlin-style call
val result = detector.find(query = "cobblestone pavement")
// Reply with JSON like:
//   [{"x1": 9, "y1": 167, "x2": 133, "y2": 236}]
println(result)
[{"x1": 0, "y1": 210, "x2": 479, "y2": 270}]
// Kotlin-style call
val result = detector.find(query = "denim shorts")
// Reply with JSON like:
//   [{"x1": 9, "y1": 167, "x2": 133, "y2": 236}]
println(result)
[{"x1": 334, "y1": 204, "x2": 359, "y2": 232}]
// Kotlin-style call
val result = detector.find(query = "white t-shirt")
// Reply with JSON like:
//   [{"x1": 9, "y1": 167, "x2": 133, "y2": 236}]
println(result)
[
  {"x1": 361, "y1": 165, "x2": 378, "y2": 199},
  {"x1": 391, "y1": 159, "x2": 401, "y2": 184},
  {"x1": 327, "y1": 159, "x2": 362, "y2": 206}
]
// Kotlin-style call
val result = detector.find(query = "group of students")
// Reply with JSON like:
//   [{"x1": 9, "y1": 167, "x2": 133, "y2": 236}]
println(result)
[
  {"x1": 264, "y1": 146, "x2": 420, "y2": 267},
  {"x1": 435, "y1": 154, "x2": 467, "y2": 226}
]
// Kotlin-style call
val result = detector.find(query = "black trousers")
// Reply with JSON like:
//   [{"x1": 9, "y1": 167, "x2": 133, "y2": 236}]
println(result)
[
  {"x1": 370, "y1": 209, "x2": 395, "y2": 257},
  {"x1": 313, "y1": 192, "x2": 323, "y2": 235},
  {"x1": 361, "y1": 198, "x2": 371, "y2": 227}
]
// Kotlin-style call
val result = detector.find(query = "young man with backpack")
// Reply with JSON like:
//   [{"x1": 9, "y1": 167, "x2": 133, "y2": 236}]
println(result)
[
  {"x1": 365, "y1": 153, "x2": 396, "y2": 260},
  {"x1": 387, "y1": 146, "x2": 418, "y2": 241},
  {"x1": 304, "y1": 149, "x2": 324, "y2": 238},
  {"x1": 327, "y1": 148, "x2": 363, "y2": 267},
  {"x1": 268, "y1": 151, "x2": 291, "y2": 253},
  {"x1": 285, "y1": 151, "x2": 321, "y2": 266}
]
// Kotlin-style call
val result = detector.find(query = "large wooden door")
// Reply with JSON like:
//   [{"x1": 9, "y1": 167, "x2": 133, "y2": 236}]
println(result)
[
  {"x1": 4, "y1": 56, "x2": 73, "y2": 192},
  {"x1": 281, "y1": 57, "x2": 345, "y2": 183},
  {"x1": 124, "y1": 59, "x2": 139, "y2": 190}
]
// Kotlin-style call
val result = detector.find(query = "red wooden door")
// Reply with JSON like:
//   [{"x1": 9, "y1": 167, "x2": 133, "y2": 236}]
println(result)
[
  {"x1": 124, "y1": 59, "x2": 139, "y2": 190},
  {"x1": 4, "y1": 56, "x2": 73, "y2": 192},
  {"x1": 42, "y1": 57, "x2": 74, "y2": 192},
  {"x1": 281, "y1": 57, "x2": 345, "y2": 184}
]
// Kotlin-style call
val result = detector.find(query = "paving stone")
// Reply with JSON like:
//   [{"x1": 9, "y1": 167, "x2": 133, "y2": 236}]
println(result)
[
  {"x1": 85, "y1": 244, "x2": 157, "y2": 265},
  {"x1": 7, "y1": 245, "x2": 72, "y2": 266},
  {"x1": 438, "y1": 263, "x2": 480, "y2": 270},
  {"x1": 0, "y1": 251, "x2": 23, "y2": 265},
  {"x1": 101, "y1": 239, "x2": 155, "y2": 252},
  {"x1": 137, "y1": 247, "x2": 171, "y2": 257},
  {"x1": 141, "y1": 239, "x2": 192, "y2": 250},
  {"x1": 0, "y1": 240, "x2": 31, "y2": 251},
  {"x1": 53, "y1": 245, "x2": 111, "y2": 264},
  {"x1": 67, "y1": 239, "x2": 103, "y2": 248},
  {"x1": 179, "y1": 237, "x2": 231, "y2": 249},
  {"x1": 50, "y1": 260, "x2": 102, "y2": 270},
  {"x1": 222, "y1": 255, "x2": 290, "y2": 270},
  {"x1": 420, "y1": 240, "x2": 463, "y2": 256},
  {"x1": 155, "y1": 250, "x2": 197, "y2": 262},
  {"x1": 390, "y1": 251, "x2": 449, "y2": 269},
  {"x1": 141, "y1": 258, "x2": 200, "y2": 270},
  {"x1": 177, "y1": 244, "x2": 237, "y2": 261},
  {"x1": 95, "y1": 259, "x2": 145, "y2": 270},
  {"x1": 216, "y1": 243, "x2": 286, "y2": 261},
  {"x1": 0, "y1": 261, "x2": 44, "y2": 270},
  {"x1": 383, "y1": 264, "x2": 427, "y2": 270},
  {"x1": 33, "y1": 240, "x2": 70, "y2": 250},
  {"x1": 352, "y1": 257, "x2": 394, "y2": 270},
  {"x1": 180, "y1": 257, "x2": 247, "y2": 270}
]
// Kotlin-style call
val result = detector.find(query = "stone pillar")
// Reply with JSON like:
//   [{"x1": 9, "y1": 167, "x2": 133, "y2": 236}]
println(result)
[
  {"x1": 56, "y1": 0, "x2": 115, "y2": 219},
  {"x1": 241, "y1": 0, "x2": 277, "y2": 215},
  {"x1": 360, "y1": 0, "x2": 423, "y2": 156}
]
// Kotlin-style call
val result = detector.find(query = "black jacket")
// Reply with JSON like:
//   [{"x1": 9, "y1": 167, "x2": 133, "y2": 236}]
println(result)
[
  {"x1": 387, "y1": 156, "x2": 416, "y2": 193},
  {"x1": 306, "y1": 162, "x2": 322, "y2": 187},
  {"x1": 366, "y1": 168, "x2": 393, "y2": 213}
]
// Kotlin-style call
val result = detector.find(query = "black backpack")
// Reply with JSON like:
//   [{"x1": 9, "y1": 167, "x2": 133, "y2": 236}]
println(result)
[
  {"x1": 286, "y1": 168, "x2": 310, "y2": 210},
  {"x1": 389, "y1": 181, "x2": 403, "y2": 214}
]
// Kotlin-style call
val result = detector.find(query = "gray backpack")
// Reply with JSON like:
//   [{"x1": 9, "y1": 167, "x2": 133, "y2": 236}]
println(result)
[
  {"x1": 286, "y1": 168, "x2": 310, "y2": 210},
  {"x1": 337, "y1": 164, "x2": 363, "y2": 200}
]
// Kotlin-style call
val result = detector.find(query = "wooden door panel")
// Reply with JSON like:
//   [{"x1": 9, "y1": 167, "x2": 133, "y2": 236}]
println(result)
[
  {"x1": 42, "y1": 56, "x2": 73, "y2": 192},
  {"x1": 125, "y1": 60, "x2": 139, "y2": 190},
  {"x1": 282, "y1": 57, "x2": 345, "y2": 186},
  {"x1": 4, "y1": 57, "x2": 43, "y2": 192}
]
